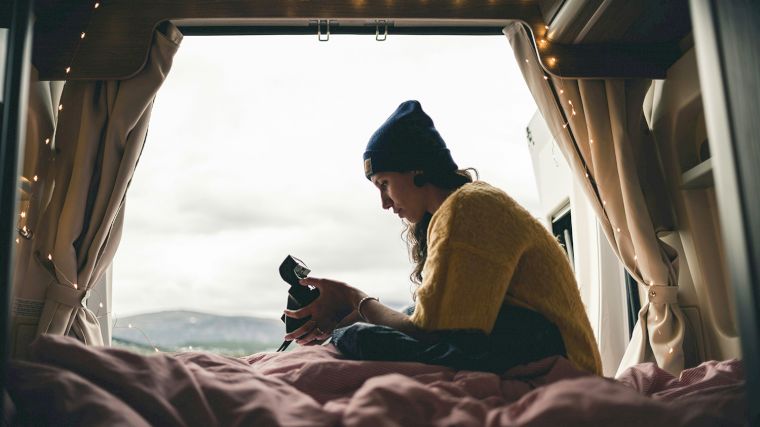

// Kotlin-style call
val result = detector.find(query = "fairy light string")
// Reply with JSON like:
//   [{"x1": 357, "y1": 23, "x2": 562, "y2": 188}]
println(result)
[{"x1": 532, "y1": 24, "x2": 645, "y2": 281}]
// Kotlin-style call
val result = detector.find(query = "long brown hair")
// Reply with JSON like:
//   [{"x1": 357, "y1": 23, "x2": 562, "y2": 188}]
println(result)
[{"x1": 403, "y1": 168, "x2": 477, "y2": 297}]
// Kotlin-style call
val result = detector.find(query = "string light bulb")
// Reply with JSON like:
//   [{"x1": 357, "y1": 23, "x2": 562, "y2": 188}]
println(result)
[
  {"x1": 33, "y1": 175, "x2": 38, "y2": 181},
  {"x1": 525, "y1": 58, "x2": 529, "y2": 63},
  {"x1": 73, "y1": 284, "x2": 78, "y2": 289},
  {"x1": 58, "y1": 104, "x2": 63, "y2": 111},
  {"x1": 94, "y1": 2, "x2": 100, "y2": 8},
  {"x1": 547, "y1": 57, "x2": 557, "y2": 67},
  {"x1": 543, "y1": 75, "x2": 548, "y2": 80},
  {"x1": 48, "y1": 254, "x2": 52, "y2": 260},
  {"x1": 559, "y1": 89, "x2": 564, "y2": 94},
  {"x1": 20, "y1": 211, "x2": 26, "y2": 218},
  {"x1": 80, "y1": 32, "x2": 86, "y2": 39},
  {"x1": 99, "y1": 302, "x2": 103, "y2": 308},
  {"x1": 16, "y1": 238, "x2": 20, "y2": 244},
  {"x1": 45, "y1": 138, "x2": 50, "y2": 145},
  {"x1": 65, "y1": 67, "x2": 71, "y2": 74},
  {"x1": 537, "y1": 39, "x2": 548, "y2": 49}
]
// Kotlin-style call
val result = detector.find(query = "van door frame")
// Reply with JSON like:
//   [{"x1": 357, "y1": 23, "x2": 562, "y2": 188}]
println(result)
[
  {"x1": 1, "y1": 0, "x2": 34, "y2": 419},
  {"x1": 691, "y1": 0, "x2": 760, "y2": 424}
]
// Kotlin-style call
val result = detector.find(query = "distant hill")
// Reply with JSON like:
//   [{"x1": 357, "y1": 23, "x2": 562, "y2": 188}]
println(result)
[{"x1": 112, "y1": 310, "x2": 285, "y2": 356}]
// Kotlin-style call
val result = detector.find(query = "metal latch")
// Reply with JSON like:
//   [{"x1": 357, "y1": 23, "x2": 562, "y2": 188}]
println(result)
[{"x1": 375, "y1": 20, "x2": 388, "y2": 41}]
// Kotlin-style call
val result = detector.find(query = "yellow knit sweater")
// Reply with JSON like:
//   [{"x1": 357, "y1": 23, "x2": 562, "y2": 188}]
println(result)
[{"x1": 410, "y1": 181, "x2": 602, "y2": 375}]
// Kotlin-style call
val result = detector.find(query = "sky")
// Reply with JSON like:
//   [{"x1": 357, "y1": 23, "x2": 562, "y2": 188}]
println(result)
[{"x1": 111, "y1": 34, "x2": 539, "y2": 319}]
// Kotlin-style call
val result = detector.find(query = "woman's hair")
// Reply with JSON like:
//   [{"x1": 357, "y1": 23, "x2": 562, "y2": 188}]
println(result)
[{"x1": 403, "y1": 168, "x2": 477, "y2": 298}]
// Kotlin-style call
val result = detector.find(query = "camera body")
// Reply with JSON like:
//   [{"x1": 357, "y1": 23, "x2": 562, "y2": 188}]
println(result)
[{"x1": 279, "y1": 255, "x2": 320, "y2": 334}]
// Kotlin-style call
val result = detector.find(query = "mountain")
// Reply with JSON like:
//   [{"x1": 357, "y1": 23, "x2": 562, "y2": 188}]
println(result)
[{"x1": 111, "y1": 310, "x2": 285, "y2": 356}]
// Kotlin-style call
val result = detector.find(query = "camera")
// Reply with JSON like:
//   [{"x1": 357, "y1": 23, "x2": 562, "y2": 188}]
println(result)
[{"x1": 277, "y1": 255, "x2": 320, "y2": 351}]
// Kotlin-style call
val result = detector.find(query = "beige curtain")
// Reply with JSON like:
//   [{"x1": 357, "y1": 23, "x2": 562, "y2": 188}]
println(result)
[
  {"x1": 10, "y1": 23, "x2": 182, "y2": 356},
  {"x1": 505, "y1": 23, "x2": 686, "y2": 376}
]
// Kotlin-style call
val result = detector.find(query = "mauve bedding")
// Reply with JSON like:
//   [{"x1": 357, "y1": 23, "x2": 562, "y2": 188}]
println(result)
[{"x1": 6, "y1": 335, "x2": 746, "y2": 426}]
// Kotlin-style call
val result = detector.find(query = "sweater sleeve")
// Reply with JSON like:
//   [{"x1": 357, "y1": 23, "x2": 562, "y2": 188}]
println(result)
[{"x1": 410, "y1": 187, "x2": 531, "y2": 333}]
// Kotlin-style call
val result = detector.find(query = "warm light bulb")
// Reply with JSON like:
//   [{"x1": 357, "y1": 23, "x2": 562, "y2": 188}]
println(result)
[
  {"x1": 543, "y1": 75, "x2": 548, "y2": 80},
  {"x1": 20, "y1": 211, "x2": 26, "y2": 218},
  {"x1": 590, "y1": 138, "x2": 594, "y2": 144},
  {"x1": 80, "y1": 32, "x2": 86, "y2": 39},
  {"x1": 569, "y1": 100, "x2": 573, "y2": 105},
  {"x1": 669, "y1": 347, "x2": 674, "y2": 354},
  {"x1": 544, "y1": 25, "x2": 549, "y2": 30},
  {"x1": 562, "y1": 124, "x2": 567, "y2": 129},
  {"x1": 65, "y1": 67, "x2": 71, "y2": 74},
  {"x1": 99, "y1": 302, "x2": 103, "y2": 308},
  {"x1": 547, "y1": 57, "x2": 557, "y2": 67},
  {"x1": 33, "y1": 175, "x2": 38, "y2": 181},
  {"x1": 537, "y1": 39, "x2": 548, "y2": 49},
  {"x1": 616, "y1": 227, "x2": 621, "y2": 233},
  {"x1": 16, "y1": 238, "x2": 20, "y2": 244},
  {"x1": 48, "y1": 253, "x2": 52, "y2": 260},
  {"x1": 602, "y1": 200, "x2": 607, "y2": 206},
  {"x1": 572, "y1": 109, "x2": 576, "y2": 116},
  {"x1": 525, "y1": 58, "x2": 529, "y2": 63},
  {"x1": 559, "y1": 89, "x2": 564, "y2": 94},
  {"x1": 73, "y1": 284, "x2": 78, "y2": 289},
  {"x1": 58, "y1": 104, "x2": 63, "y2": 111},
  {"x1": 45, "y1": 138, "x2": 50, "y2": 144},
  {"x1": 585, "y1": 173, "x2": 589, "y2": 178},
  {"x1": 94, "y1": 2, "x2": 100, "y2": 8}
]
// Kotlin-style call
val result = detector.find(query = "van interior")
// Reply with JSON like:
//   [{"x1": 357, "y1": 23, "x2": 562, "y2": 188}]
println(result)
[{"x1": 1, "y1": 1, "x2": 758, "y2": 425}]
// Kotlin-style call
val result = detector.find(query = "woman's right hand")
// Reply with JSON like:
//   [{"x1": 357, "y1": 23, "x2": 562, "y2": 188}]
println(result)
[{"x1": 283, "y1": 277, "x2": 367, "y2": 345}]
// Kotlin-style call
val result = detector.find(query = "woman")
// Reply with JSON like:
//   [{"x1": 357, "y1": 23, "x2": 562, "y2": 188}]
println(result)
[{"x1": 284, "y1": 100, "x2": 602, "y2": 375}]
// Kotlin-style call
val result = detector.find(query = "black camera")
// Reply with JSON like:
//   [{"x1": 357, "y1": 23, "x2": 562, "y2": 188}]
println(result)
[{"x1": 277, "y1": 255, "x2": 320, "y2": 351}]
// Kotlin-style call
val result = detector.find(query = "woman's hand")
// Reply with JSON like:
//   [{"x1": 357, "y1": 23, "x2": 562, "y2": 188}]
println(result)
[{"x1": 283, "y1": 277, "x2": 367, "y2": 345}]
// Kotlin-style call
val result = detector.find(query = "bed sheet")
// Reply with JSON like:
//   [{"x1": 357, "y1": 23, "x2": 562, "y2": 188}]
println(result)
[{"x1": 6, "y1": 335, "x2": 746, "y2": 426}]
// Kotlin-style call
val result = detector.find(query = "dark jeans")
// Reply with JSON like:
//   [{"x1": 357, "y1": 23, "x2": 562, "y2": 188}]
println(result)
[{"x1": 332, "y1": 304, "x2": 567, "y2": 373}]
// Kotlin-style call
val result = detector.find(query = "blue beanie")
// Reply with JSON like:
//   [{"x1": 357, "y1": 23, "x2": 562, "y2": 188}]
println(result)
[{"x1": 363, "y1": 100, "x2": 458, "y2": 179}]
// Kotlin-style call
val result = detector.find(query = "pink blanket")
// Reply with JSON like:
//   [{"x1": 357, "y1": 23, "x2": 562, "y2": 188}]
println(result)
[{"x1": 7, "y1": 335, "x2": 746, "y2": 426}]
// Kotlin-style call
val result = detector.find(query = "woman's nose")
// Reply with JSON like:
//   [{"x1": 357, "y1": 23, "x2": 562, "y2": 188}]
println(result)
[{"x1": 381, "y1": 193, "x2": 394, "y2": 210}]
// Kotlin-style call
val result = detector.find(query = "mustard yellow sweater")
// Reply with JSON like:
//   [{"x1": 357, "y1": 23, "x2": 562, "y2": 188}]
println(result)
[{"x1": 410, "y1": 181, "x2": 602, "y2": 375}]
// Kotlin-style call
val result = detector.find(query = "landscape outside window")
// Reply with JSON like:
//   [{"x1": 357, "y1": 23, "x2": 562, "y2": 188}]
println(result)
[{"x1": 112, "y1": 34, "x2": 539, "y2": 355}]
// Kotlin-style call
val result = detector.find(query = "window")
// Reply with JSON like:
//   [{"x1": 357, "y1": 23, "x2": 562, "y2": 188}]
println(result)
[{"x1": 111, "y1": 34, "x2": 539, "y2": 355}]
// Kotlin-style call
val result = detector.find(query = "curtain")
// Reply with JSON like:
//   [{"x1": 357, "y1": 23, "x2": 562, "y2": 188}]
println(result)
[
  {"x1": 504, "y1": 23, "x2": 686, "y2": 376},
  {"x1": 10, "y1": 22, "x2": 182, "y2": 356}
]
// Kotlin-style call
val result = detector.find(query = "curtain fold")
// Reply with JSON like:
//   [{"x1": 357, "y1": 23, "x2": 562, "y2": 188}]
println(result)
[
  {"x1": 504, "y1": 23, "x2": 686, "y2": 376},
  {"x1": 11, "y1": 22, "x2": 182, "y2": 355}
]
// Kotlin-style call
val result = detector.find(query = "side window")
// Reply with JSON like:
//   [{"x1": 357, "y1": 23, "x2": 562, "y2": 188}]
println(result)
[{"x1": 551, "y1": 204, "x2": 574, "y2": 270}]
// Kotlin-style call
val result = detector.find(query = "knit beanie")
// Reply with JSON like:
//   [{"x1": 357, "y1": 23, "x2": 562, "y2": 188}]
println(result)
[{"x1": 363, "y1": 100, "x2": 458, "y2": 179}]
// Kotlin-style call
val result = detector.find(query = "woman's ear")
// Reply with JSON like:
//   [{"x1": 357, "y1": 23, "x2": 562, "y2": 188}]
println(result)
[{"x1": 413, "y1": 173, "x2": 427, "y2": 187}]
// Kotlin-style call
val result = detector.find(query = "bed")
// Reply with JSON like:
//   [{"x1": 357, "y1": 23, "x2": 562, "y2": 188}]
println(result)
[{"x1": 5, "y1": 335, "x2": 746, "y2": 426}]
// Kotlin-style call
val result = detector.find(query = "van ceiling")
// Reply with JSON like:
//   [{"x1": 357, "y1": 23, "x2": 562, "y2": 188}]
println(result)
[{"x1": 30, "y1": 0, "x2": 690, "y2": 81}]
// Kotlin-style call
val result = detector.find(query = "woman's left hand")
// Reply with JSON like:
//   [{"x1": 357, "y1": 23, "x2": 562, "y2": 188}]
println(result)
[{"x1": 283, "y1": 277, "x2": 367, "y2": 345}]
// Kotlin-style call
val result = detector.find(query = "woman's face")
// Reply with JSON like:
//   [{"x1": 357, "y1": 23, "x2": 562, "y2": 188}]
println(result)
[{"x1": 371, "y1": 171, "x2": 427, "y2": 223}]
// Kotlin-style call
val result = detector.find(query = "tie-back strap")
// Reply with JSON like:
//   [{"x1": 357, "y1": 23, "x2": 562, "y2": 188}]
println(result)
[
  {"x1": 45, "y1": 281, "x2": 91, "y2": 308},
  {"x1": 647, "y1": 285, "x2": 678, "y2": 305}
]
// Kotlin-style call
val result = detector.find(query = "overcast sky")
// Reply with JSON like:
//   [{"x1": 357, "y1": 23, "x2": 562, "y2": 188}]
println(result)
[{"x1": 111, "y1": 34, "x2": 539, "y2": 319}]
